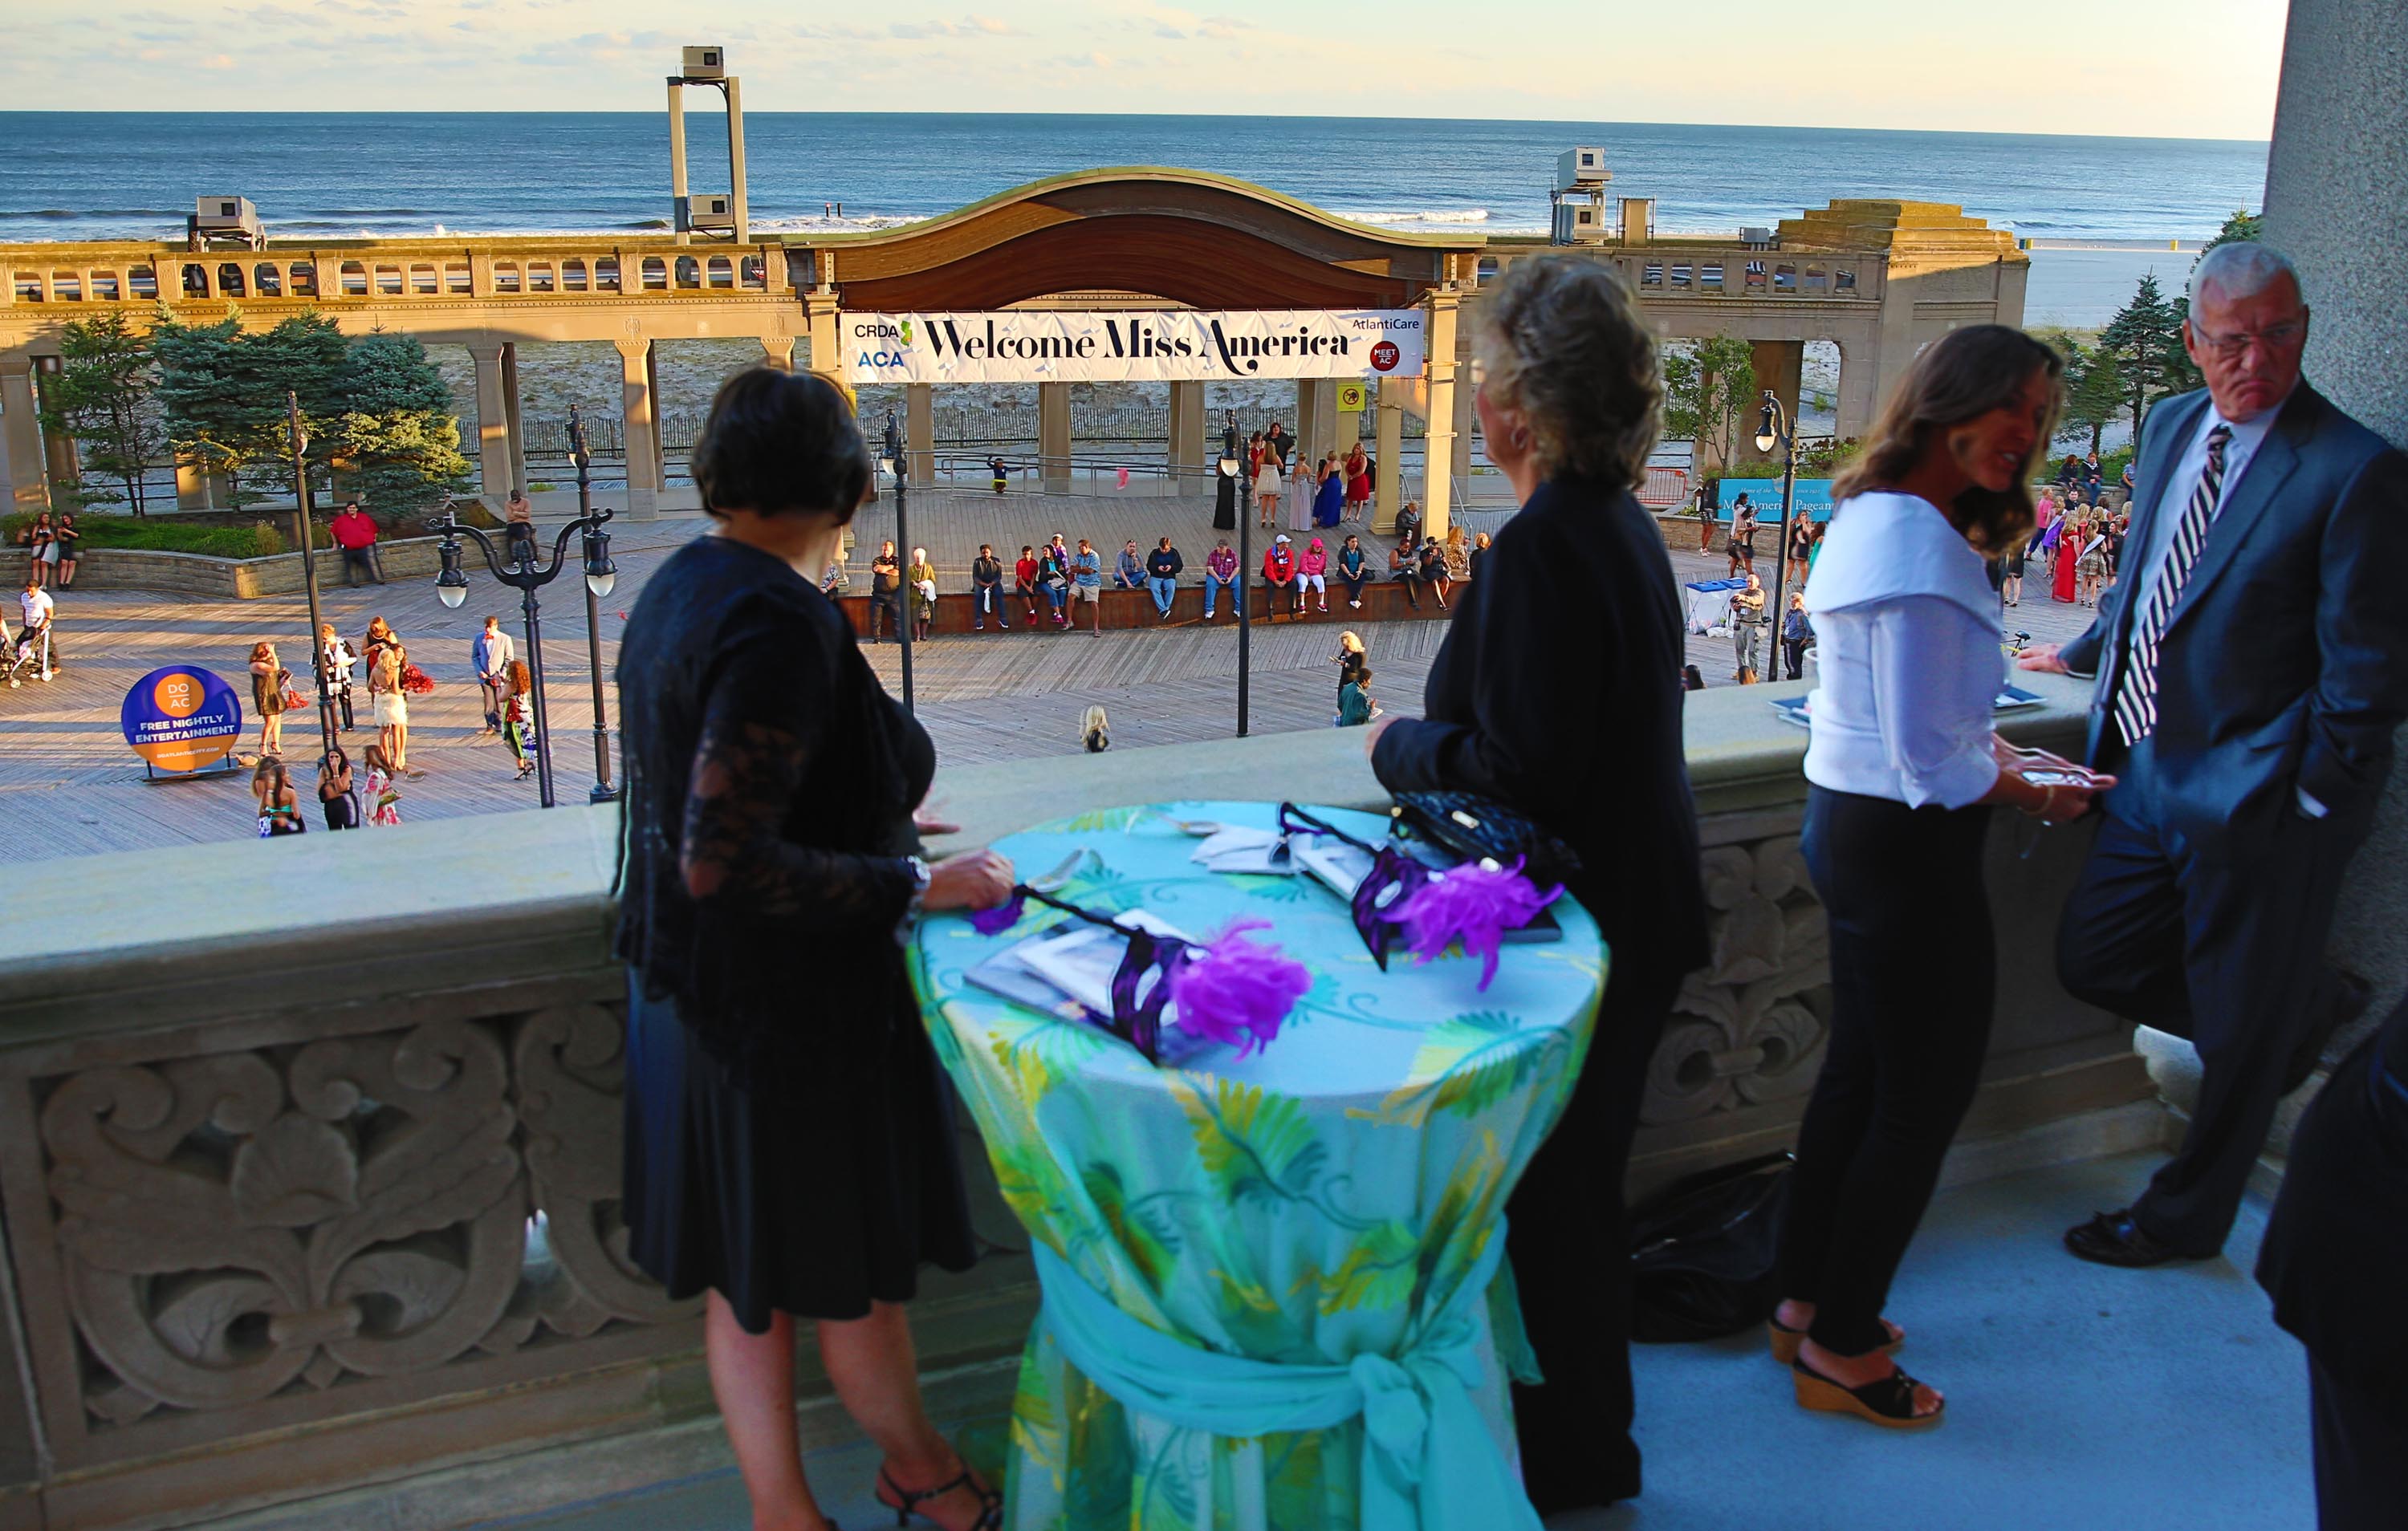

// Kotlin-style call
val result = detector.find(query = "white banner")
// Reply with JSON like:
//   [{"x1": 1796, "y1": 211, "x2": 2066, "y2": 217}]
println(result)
[{"x1": 846, "y1": 310, "x2": 1426, "y2": 384}]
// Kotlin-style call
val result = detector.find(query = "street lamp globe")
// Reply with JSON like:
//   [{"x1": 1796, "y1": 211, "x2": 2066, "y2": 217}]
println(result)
[
  {"x1": 437, "y1": 535, "x2": 470, "y2": 607},
  {"x1": 583, "y1": 528, "x2": 617, "y2": 599},
  {"x1": 1755, "y1": 401, "x2": 1780, "y2": 454}
]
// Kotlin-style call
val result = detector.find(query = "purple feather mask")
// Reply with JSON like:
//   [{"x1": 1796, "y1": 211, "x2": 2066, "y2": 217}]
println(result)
[
  {"x1": 1383, "y1": 859, "x2": 1564, "y2": 990},
  {"x1": 1165, "y1": 920, "x2": 1312, "y2": 1057}
]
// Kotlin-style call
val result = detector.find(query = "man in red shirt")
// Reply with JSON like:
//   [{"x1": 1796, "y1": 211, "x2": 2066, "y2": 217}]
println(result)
[{"x1": 330, "y1": 502, "x2": 384, "y2": 587}]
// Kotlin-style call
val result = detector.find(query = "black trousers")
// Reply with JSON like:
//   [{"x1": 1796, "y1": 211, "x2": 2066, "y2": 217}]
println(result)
[
  {"x1": 1783, "y1": 638, "x2": 1808, "y2": 680},
  {"x1": 1778, "y1": 787, "x2": 1995, "y2": 1356},
  {"x1": 341, "y1": 546, "x2": 384, "y2": 586},
  {"x1": 332, "y1": 684, "x2": 354, "y2": 731},
  {"x1": 2057, "y1": 751, "x2": 2356, "y2": 1254},
  {"x1": 1508, "y1": 954, "x2": 1685, "y2": 1512},
  {"x1": 2310, "y1": 1355, "x2": 2408, "y2": 1531}
]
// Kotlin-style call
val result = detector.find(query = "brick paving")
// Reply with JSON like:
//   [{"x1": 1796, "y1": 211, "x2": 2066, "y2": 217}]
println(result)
[{"x1": 0, "y1": 502, "x2": 2099, "y2": 863}]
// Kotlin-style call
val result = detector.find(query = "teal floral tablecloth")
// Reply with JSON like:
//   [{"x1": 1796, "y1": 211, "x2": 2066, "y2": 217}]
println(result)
[{"x1": 909, "y1": 802, "x2": 1607, "y2": 1531}]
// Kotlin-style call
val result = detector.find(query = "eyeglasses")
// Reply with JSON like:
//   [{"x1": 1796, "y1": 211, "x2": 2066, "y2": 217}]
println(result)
[{"x1": 2190, "y1": 319, "x2": 2304, "y2": 361}]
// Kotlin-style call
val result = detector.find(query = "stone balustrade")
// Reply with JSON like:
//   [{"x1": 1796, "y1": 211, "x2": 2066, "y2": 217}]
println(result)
[
  {"x1": 0, "y1": 676, "x2": 2158, "y2": 1530},
  {"x1": 0, "y1": 538, "x2": 446, "y2": 600}
]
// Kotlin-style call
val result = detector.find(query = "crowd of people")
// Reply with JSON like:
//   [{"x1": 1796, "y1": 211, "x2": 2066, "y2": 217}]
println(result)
[
  {"x1": 236, "y1": 607, "x2": 549, "y2": 836},
  {"x1": 839, "y1": 514, "x2": 1479, "y2": 636}
]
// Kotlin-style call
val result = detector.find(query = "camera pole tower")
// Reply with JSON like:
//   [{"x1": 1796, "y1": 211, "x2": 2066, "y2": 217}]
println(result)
[{"x1": 667, "y1": 46, "x2": 747, "y2": 244}]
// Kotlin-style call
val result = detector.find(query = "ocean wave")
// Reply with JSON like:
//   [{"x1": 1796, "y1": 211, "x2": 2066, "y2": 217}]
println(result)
[{"x1": 1333, "y1": 207, "x2": 1493, "y2": 225}]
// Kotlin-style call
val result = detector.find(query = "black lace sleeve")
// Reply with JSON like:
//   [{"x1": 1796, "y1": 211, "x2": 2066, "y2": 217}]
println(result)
[{"x1": 678, "y1": 631, "x2": 917, "y2": 932}]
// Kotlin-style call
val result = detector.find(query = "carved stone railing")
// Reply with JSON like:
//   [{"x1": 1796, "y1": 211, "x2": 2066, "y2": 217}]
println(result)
[{"x1": 0, "y1": 677, "x2": 2155, "y2": 1529}]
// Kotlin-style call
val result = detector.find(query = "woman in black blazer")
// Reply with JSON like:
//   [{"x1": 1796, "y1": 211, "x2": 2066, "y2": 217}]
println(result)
[
  {"x1": 1369, "y1": 255, "x2": 1709, "y2": 1516},
  {"x1": 616, "y1": 368, "x2": 1016, "y2": 1530}
]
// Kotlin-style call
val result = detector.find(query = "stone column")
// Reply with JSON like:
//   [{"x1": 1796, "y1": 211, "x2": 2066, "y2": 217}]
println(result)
[
  {"x1": 1449, "y1": 321, "x2": 1475, "y2": 492},
  {"x1": 616, "y1": 336, "x2": 661, "y2": 520},
  {"x1": 31, "y1": 355, "x2": 77, "y2": 493},
  {"x1": 500, "y1": 343, "x2": 526, "y2": 494},
  {"x1": 469, "y1": 342, "x2": 515, "y2": 510},
  {"x1": 667, "y1": 80, "x2": 690, "y2": 248},
  {"x1": 1167, "y1": 380, "x2": 1206, "y2": 482},
  {"x1": 1747, "y1": 339, "x2": 1804, "y2": 466},
  {"x1": 1292, "y1": 379, "x2": 1321, "y2": 467},
  {"x1": 2264, "y1": 0, "x2": 2408, "y2": 1047},
  {"x1": 0, "y1": 357, "x2": 46, "y2": 514},
  {"x1": 1831, "y1": 335, "x2": 1879, "y2": 442},
  {"x1": 759, "y1": 335, "x2": 795, "y2": 371},
  {"x1": 1422, "y1": 290, "x2": 1459, "y2": 541},
  {"x1": 803, "y1": 286, "x2": 842, "y2": 383},
  {"x1": 1039, "y1": 381, "x2": 1072, "y2": 493},
  {"x1": 1373, "y1": 376, "x2": 1405, "y2": 531},
  {"x1": 906, "y1": 383, "x2": 936, "y2": 483},
  {"x1": 174, "y1": 453, "x2": 214, "y2": 511}
]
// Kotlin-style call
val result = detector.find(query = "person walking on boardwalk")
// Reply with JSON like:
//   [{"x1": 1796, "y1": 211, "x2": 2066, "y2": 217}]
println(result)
[{"x1": 2022, "y1": 243, "x2": 2408, "y2": 1270}]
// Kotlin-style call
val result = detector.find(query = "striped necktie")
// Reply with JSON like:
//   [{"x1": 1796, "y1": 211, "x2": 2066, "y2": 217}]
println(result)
[{"x1": 2113, "y1": 424, "x2": 2232, "y2": 745}]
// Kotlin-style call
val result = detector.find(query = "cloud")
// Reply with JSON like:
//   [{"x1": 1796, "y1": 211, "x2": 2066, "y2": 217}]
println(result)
[
  {"x1": 888, "y1": 15, "x2": 1026, "y2": 39},
  {"x1": 1041, "y1": 49, "x2": 1115, "y2": 67},
  {"x1": 199, "y1": 52, "x2": 237, "y2": 67}
]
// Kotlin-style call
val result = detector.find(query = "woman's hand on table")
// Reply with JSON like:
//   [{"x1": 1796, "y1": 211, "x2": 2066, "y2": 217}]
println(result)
[{"x1": 925, "y1": 849, "x2": 1016, "y2": 912}]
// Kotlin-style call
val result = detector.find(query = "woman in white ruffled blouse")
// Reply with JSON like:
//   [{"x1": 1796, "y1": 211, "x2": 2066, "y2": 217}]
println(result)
[{"x1": 1774, "y1": 324, "x2": 2113, "y2": 1432}]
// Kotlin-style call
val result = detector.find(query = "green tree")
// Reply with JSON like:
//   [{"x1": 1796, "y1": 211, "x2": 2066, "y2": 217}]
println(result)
[
  {"x1": 1663, "y1": 332, "x2": 1759, "y2": 499},
  {"x1": 2097, "y1": 274, "x2": 2194, "y2": 444},
  {"x1": 2056, "y1": 343, "x2": 2124, "y2": 456},
  {"x1": 332, "y1": 331, "x2": 470, "y2": 518},
  {"x1": 149, "y1": 307, "x2": 346, "y2": 506},
  {"x1": 35, "y1": 309, "x2": 166, "y2": 516},
  {"x1": 2199, "y1": 209, "x2": 2262, "y2": 260}
]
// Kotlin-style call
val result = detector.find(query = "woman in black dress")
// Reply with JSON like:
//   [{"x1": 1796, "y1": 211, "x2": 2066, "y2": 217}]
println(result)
[
  {"x1": 1369, "y1": 256, "x2": 1707, "y2": 1517},
  {"x1": 616, "y1": 368, "x2": 1015, "y2": 1531}
]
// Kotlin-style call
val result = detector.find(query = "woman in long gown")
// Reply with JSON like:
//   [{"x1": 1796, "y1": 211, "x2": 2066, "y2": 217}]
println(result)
[
  {"x1": 1287, "y1": 455, "x2": 1318, "y2": 531},
  {"x1": 1314, "y1": 455, "x2": 1346, "y2": 528},
  {"x1": 2051, "y1": 502, "x2": 2082, "y2": 603}
]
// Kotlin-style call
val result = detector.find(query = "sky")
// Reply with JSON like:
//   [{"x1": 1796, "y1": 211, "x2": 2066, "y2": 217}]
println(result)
[{"x1": 2, "y1": 0, "x2": 2287, "y2": 139}]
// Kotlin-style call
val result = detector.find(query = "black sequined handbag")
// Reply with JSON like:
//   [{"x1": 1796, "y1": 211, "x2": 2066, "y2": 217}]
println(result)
[{"x1": 1389, "y1": 790, "x2": 1583, "y2": 885}]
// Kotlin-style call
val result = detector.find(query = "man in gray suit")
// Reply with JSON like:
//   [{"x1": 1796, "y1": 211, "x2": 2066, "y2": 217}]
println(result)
[{"x1": 2021, "y1": 242, "x2": 2408, "y2": 1265}]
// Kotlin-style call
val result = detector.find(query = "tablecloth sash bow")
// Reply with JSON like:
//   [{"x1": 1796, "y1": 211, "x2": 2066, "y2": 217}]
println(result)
[{"x1": 1030, "y1": 1230, "x2": 1540, "y2": 1531}]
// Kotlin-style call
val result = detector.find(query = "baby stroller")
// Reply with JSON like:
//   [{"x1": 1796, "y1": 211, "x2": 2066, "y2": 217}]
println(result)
[{"x1": 1, "y1": 621, "x2": 46, "y2": 688}]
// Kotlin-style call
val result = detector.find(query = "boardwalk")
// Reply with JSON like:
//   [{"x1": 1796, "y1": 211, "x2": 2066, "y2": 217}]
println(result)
[{"x1": 0, "y1": 502, "x2": 2097, "y2": 863}]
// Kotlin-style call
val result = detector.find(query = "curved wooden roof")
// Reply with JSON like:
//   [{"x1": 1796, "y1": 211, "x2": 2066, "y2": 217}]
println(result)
[{"x1": 797, "y1": 169, "x2": 1481, "y2": 311}]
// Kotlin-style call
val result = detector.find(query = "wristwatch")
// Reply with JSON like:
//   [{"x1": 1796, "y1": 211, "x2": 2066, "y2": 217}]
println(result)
[{"x1": 894, "y1": 855, "x2": 933, "y2": 946}]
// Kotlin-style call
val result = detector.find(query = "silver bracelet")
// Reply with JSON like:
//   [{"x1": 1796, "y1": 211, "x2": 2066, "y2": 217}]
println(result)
[{"x1": 893, "y1": 855, "x2": 932, "y2": 946}]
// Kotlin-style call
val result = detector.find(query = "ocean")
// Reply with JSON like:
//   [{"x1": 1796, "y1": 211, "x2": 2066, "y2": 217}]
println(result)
[{"x1": 0, "y1": 112, "x2": 2264, "y2": 339}]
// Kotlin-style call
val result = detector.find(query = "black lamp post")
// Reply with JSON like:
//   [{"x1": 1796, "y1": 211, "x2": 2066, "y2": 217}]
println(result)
[
  {"x1": 565, "y1": 405, "x2": 620, "y2": 802},
  {"x1": 283, "y1": 391, "x2": 337, "y2": 760},
  {"x1": 1225, "y1": 412, "x2": 1251, "y2": 737},
  {"x1": 430, "y1": 492, "x2": 617, "y2": 810},
  {"x1": 881, "y1": 408, "x2": 914, "y2": 713},
  {"x1": 1755, "y1": 391, "x2": 1800, "y2": 669}
]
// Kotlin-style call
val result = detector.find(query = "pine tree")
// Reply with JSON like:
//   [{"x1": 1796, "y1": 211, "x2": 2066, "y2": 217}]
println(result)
[
  {"x1": 2097, "y1": 274, "x2": 2191, "y2": 443},
  {"x1": 2056, "y1": 343, "x2": 2124, "y2": 457},
  {"x1": 2199, "y1": 209, "x2": 2263, "y2": 260},
  {"x1": 35, "y1": 309, "x2": 165, "y2": 516},
  {"x1": 333, "y1": 331, "x2": 470, "y2": 518},
  {"x1": 1663, "y1": 332, "x2": 1759, "y2": 497},
  {"x1": 148, "y1": 307, "x2": 345, "y2": 506}
]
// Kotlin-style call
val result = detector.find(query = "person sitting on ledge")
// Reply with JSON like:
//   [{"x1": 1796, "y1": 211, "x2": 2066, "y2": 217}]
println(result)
[
  {"x1": 1202, "y1": 538, "x2": 1238, "y2": 620},
  {"x1": 1145, "y1": 537, "x2": 1183, "y2": 620},
  {"x1": 907, "y1": 548, "x2": 938, "y2": 643},
  {"x1": 1263, "y1": 534, "x2": 1300, "y2": 617},
  {"x1": 1114, "y1": 540, "x2": 1145, "y2": 590},
  {"x1": 1338, "y1": 534, "x2": 1372, "y2": 609},
  {"x1": 1299, "y1": 538, "x2": 1330, "y2": 615},
  {"x1": 1417, "y1": 537, "x2": 1453, "y2": 609},
  {"x1": 1389, "y1": 536, "x2": 1424, "y2": 608},
  {"x1": 1013, "y1": 545, "x2": 1041, "y2": 626},
  {"x1": 1070, "y1": 538, "x2": 1104, "y2": 633},
  {"x1": 972, "y1": 545, "x2": 1009, "y2": 631}
]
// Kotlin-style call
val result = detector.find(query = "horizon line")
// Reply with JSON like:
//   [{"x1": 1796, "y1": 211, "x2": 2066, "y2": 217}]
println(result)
[{"x1": 0, "y1": 107, "x2": 2272, "y2": 148}]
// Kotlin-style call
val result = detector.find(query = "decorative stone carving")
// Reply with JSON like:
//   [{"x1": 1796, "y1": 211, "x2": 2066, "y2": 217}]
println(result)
[
  {"x1": 1643, "y1": 832, "x2": 1831, "y2": 1125},
  {"x1": 29, "y1": 1003, "x2": 689, "y2": 1438}
]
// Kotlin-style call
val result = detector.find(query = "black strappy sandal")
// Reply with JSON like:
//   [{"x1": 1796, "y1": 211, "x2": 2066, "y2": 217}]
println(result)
[
  {"x1": 1791, "y1": 1354, "x2": 1945, "y2": 1431},
  {"x1": 875, "y1": 1464, "x2": 1003, "y2": 1530}
]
